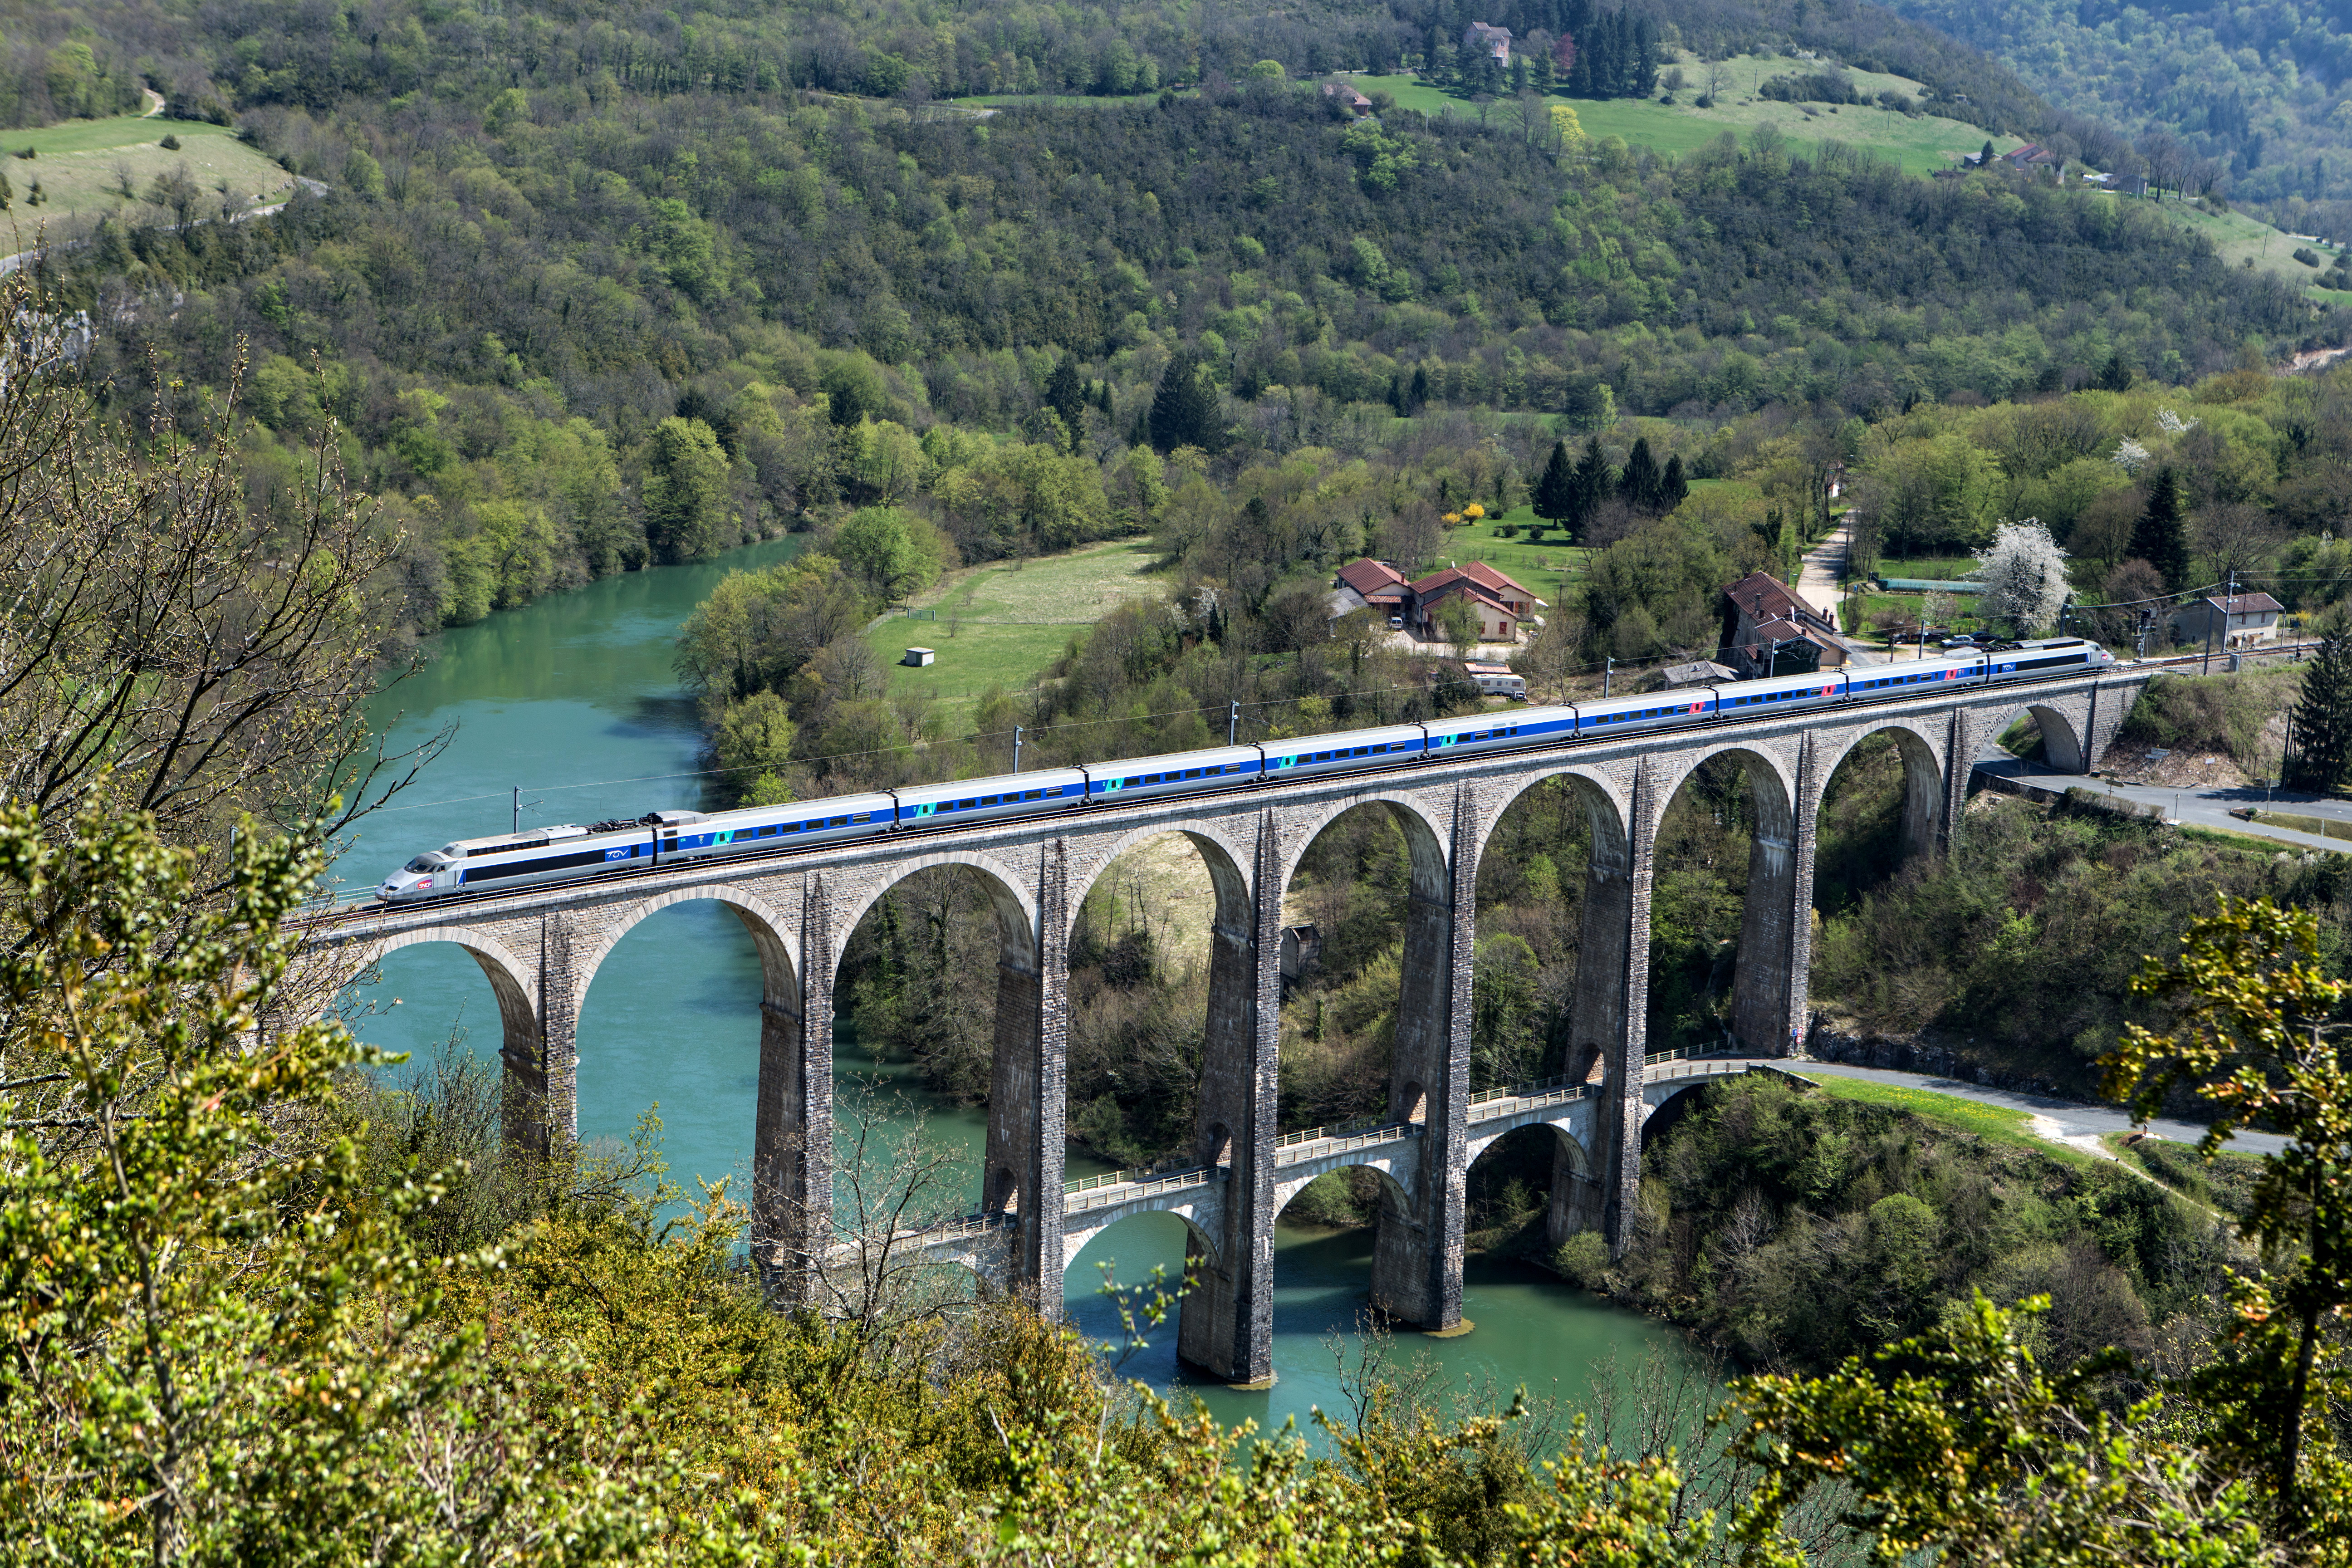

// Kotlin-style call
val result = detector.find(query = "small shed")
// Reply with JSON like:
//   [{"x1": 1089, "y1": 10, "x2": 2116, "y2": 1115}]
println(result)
[
  {"x1": 1658, "y1": 659, "x2": 1739, "y2": 689},
  {"x1": 902, "y1": 647, "x2": 936, "y2": 667}
]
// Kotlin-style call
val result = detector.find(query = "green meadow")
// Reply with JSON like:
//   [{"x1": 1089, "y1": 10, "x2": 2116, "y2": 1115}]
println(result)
[
  {"x1": 1352, "y1": 53, "x2": 2018, "y2": 177},
  {"x1": 0, "y1": 110, "x2": 293, "y2": 236},
  {"x1": 863, "y1": 539, "x2": 1167, "y2": 722}
]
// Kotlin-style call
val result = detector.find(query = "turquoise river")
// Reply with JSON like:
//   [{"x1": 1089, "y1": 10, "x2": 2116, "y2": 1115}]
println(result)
[{"x1": 337, "y1": 537, "x2": 1686, "y2": 1437}]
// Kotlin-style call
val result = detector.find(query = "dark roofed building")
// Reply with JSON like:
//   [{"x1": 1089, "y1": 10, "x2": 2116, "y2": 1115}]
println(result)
[
  {"x1": 1720, "y1": 570, "x2": 1846, "y2": 676},
  {"x1": 2171, "y1": 591, "x2": 2284, "y2": 649}
]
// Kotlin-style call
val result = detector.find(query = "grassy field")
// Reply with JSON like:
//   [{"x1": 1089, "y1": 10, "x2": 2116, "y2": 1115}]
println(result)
[
  {"x1": 1795, "y1": 1071, "x2": 2092, "y2": 1164},
  {"x1": 1425, "y1": 504, "x2": 1583, "y2": 603},
  {"x1": 862, "y1": 539, "x2": 1166, "y2": 722},
  {"x1": 1875, "y1": 555, "x2": 1984, "y2": 582},
  {"x1": 1354, "y1": 54, "x2": 2016, "y2": 177},
  {"x1": 2132, "y1": 197, "x2": 2344, "y2": 295},
  {"x1": 0, "y1": 111, "x2": 293, "y2": 237}
]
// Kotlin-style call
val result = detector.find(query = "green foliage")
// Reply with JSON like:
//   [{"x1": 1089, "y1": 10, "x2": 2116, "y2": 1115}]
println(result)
[
  {"x1": 1730, "y1": 1295, "x2": 2274, "y2": 1566},
  {"x1": 2287, "y1": 633, "x2": 2352, "y2": 795},
  {"x1": 2105, "y1": 896, "x2": 2352, "y2": 1522},
  {"x1": 1148, "y1": 349, "x2": 1220, "y2": 455},
  {"x1": 2132, "y1": 466, "x2": 2192, "y2": 589},
  {"x1": 0, "y1": 801, "x2": 691, "y2": 1556},
  {"x1": 642, "y1": 416, "x2": 734, "y2": 563},
  {"x1": 833, "y1": 506, "x2": 945, "y2": 605},
  {"x1": 1618, "y1": 1076, "x2": 2211, "y2": 1374},
  {"x1": 2123, "y1": 668, "x2": 2302, "y2": 771},
  {"x1": 1809, "y1": 796, "x2": 2333, "y2": 1089}
]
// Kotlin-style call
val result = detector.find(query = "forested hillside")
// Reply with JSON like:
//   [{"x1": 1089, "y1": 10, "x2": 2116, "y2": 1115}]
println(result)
[
  {"x1": 1873, "y1": 0, "x2": 2352, "y2": 219},
  {"x1": 40, "y1": 75, "x2": 2333, "y2": 660}
]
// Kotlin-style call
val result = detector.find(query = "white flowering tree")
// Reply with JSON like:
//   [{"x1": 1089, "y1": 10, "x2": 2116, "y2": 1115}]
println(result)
[{"x1": 1973, "y1": 519, "x2": 2071, "y2": 635}]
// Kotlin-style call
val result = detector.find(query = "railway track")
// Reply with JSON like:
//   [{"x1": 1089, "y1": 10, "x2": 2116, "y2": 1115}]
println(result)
[{"x1": 296, "y1": 649, "x2": 2274, "y2": 932}]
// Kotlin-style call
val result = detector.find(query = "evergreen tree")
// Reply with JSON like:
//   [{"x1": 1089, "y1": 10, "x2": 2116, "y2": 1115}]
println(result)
[
  {"x1": 1621, "y1": 436, "x2": 1661, "y2": 511},
  {"x1": 1632, "y1": 18, "x2": 1660, "y2": 96},
  {"x1": 2288, "y1": 632, "x2": 2352, "y2": 794},
  {"x1": 2095, "y1": 351, "x2": 2134, "y2": 392},
  {"x1": 1408, "y1": 365, "x2": 1430, "y2": 414},
  {"x1": 1148, "y1": 349, "x2": 1219, "y2": 453},
  {"x1": 1044, "y1": 353, "x2": 1085, "y2": 436},
  {"x1": 1533, "y1": 440, "x2": 1576, "y2": 534},
  {"x1": 1979, "y1": 139, "x2": 1996, "y2": 169},
  {"x1": 2130, "y1": 466, "x2": 2190, "y2": 589},
  {"x1": 1572, "y1": 436, "x2": 1614, "y2": 532},
  {"x1": 1658, "y1": 453, "x2": 1689, "y2": 512},
  {"x1": 1387, "y1": 373, "x2": 1407, "y2": 417}
]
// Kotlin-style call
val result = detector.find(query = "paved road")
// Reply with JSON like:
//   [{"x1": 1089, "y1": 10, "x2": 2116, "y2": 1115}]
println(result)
[
  {"x1": 1781, "y1": 1060, "x2": 2288, "y2": 1158},
  {"x1": 1794, "y1": 514, "x2": 1849, "y2": 624},
  {"x1": 1975, "y1": 755, "x2": 2352, "y2": 855}
]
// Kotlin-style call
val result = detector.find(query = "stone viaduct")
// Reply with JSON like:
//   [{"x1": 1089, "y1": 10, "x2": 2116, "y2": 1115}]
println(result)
[{"x1": 300, "y1": 666, "x2": 2147, "y2": 1385}]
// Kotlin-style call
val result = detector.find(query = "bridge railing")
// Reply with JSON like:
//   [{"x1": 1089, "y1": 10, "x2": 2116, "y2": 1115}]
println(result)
[
  {"x1": 1274, "y1": 1119, "x2": 1419, "y2": 1162},
  {"x1": 1643, "y1": 1057, "x2": 1757, "y2": 1085},
  {"x1": 1064, "y1": 1164, "x2": 1221, "y2": 1214},
  {"x1": 1468, "y1": 1076, "x2": 1596, "y2": 1118},
  {"x1": 829, "y1": 1210, "x2": 1012, "y2": 1256},
  {"x1": 1065, "y1": 1155, "x2": 1210, "y2": 1196},
  {"x1": 1276, "y1": 1112, "x2": 1400, "y2": 1148}
]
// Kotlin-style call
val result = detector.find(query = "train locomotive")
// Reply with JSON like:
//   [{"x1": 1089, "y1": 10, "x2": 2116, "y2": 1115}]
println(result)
[{"x1": 377, "y1": 637, "x2": 2114, "y2": 903}]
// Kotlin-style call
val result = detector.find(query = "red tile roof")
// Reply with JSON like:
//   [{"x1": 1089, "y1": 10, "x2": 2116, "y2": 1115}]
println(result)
[
  {"x1": 1457, "y1": 560, "x2": 1539, "y2": 603},
  {"x1": 2204, "y1": 593, "x2": 2283, "y2": 615},
  {"x1": 1337, "y1": 559, "x2": 1411, "y2": 596},
  {"x1": 1417, "y1": 575, "x2": 1515, "y2": 617}
]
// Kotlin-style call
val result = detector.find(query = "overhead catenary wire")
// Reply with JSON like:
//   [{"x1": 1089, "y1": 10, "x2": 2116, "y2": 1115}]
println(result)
[{"x1": 360, "y1": 570, "x2": 2331, "y2": 826}]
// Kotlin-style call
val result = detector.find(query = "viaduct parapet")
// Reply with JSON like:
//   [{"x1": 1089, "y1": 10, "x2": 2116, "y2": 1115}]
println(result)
[{"x1": 300, "y1": 669, "x2": 2146, "y2": 1384}]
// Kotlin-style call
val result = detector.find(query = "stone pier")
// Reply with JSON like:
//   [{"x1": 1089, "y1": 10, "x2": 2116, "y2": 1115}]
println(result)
[{"x1": 300, "y1": 665, "x2": 2150, "y2": 1379}]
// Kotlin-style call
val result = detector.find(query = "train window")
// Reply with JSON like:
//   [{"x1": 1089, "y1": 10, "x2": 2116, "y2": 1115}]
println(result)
[
  {"x1": 1024, "y1": 789, "x2": 1043, "y2": 799},
  {"x1": 1183, "y1": 769, "x2": 1200, "y2": 779},
  {"x1": 1122, "y1": 777, "x2": 1141, "y2": 788},
  {"x1": 981, "y1": 795, "x2": 1001, "y2": 806},
  {"x1": 1373, "y1": 743, "x2": 1388, "y2": 753}
]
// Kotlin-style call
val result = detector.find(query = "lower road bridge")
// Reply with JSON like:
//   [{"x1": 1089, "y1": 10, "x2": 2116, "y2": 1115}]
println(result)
[
  {"x1": 298, "y1": 665, "x2": 2148, "y2": 1384},
  {"x1": 901, "y1": 1055, "x2": 1785, "y2": 1299}
]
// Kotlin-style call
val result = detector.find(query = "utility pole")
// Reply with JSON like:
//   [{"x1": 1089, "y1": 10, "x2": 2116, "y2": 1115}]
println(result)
[
  {"x1": 1603, "y1": 657, "x2": 1613, "y2": 697},
  {"x1": 1013, "y1": 725, "x2": 1024, "y2": 774},
  {"x1": 2204, "y1": 572, "x2": 2231, "y2": 674},
  {"x1": 512, "y1": 787, "x2": 521, "y2": 835},
  {"x1": 1228, "y1": 700, "x2": 1240, "y2": 746}
]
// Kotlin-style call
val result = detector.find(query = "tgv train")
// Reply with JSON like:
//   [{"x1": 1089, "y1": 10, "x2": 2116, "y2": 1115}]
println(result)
[{"x1": 377, "y1": 637, "x2": 2113, "y2": 903}]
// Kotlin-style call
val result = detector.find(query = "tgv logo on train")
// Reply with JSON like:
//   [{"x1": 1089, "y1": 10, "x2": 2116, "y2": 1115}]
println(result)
[{"x1": 377, "y1": 638, "x2": 2113, "y2": 903}]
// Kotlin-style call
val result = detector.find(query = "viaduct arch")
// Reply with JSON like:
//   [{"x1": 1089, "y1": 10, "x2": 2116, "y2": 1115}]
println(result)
[{"x1": 301, "y1": 665, "x2": 2146, "y2": 1386}]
